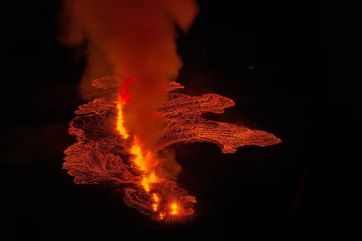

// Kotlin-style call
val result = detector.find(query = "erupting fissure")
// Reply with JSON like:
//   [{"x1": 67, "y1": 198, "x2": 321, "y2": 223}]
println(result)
[
  {"x1": 116, "y1": 102, "x2": 128, "y2": 139},
  {"x1": 61, "y1": 0, "x2": 281, "y2": 223},
  {"x1": 116, "y1": 78, "x2": 185, "y2": 219},
  {"x1": 64, "y1": 77, "x2": 281, "y2": 222}
]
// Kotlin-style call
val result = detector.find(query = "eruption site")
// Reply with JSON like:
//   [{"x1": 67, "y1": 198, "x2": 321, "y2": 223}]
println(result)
[
  {"x1": 61, "y1": 0, "x2": 281, "y2": 222},
  {"x1": 64, "y1": 77, "x2": 280, "y2": 222}
]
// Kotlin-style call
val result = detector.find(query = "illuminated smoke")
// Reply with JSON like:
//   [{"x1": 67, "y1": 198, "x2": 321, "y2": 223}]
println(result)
[
  {"x1": 61, "y1": 1, "x2": 281, "y2": 222},
  {"x1": 60, "y1": 0, "x2": 199, "y2": 151}
]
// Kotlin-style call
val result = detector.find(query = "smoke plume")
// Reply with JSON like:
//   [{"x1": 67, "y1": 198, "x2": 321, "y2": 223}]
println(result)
[{"x1": 60, "y1": 0, "x2": 198, "y2": 151}]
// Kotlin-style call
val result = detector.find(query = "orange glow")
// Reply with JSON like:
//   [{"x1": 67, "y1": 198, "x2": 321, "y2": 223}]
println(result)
[
  {"x1": 140, "y1": 173, "x2": 158, "y2": 192},
  {"x1": 130, "y1": 141, "x2": 145, "y2": 170},
  {"x1": 169, "y1": 202, "x2": 179, "y2": 215},
  {"x1": 151, "y1": 193, "x2": 160, "y2": 211},
  {"x1": 116, "y1": 102, "x2": 129, "y2": 139},
  {"x1": 119, "y1": 77, "x2": 136, "y2": 104},
  {"x1": 129, "y1": 137, "x2": 154, "y2": 172},
  {"x1": 65, "y1": 78, "x2": 281, "y2": 222},
  {"x1": 159, "y1": 212, "x2": 165, "y2": 220},
  {"x1": 130, "y1": 138, "x2": 160, "y2": 192},
  {"x1": 152, "y1": 193, "x2": 160, "y2": 203},
  {"x1": 115, "y1": 81, "x2": 184, "y2": 221},
  {"x1": 59, "y1": 0, "x2": 285, "y2": 223},
  {"x1": 116, "y1": 82, "x2": 161, "y2": 193},
  {"x1": 115, "y1": 77, "x2": 136, "y2": 139},
  {"x1": 115, "y1": 82, "x2": 183, "y2": 220},
  {"x1": 141, "y1": 177, "x2": 150, "y2": 192},
  {"x1": 111, "y1": 79, "x2": 207, "y2": 221},
  {"x1": 130, "y1": 137, "x2": 160, "y2": 172}
]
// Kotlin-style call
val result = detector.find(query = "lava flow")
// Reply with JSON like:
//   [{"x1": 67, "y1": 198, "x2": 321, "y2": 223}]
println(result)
[
  {"x1": 64, "y1": 77, "x2": 281, "y2": 222},
  {"x1": 61, "y1": 0, "x2": 281, "y2": 223},
  {"x1": 114, "y1": 77, "x2": 194, "y2": 221}
]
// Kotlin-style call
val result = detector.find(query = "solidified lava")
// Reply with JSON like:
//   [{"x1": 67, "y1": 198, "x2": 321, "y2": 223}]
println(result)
[{"x1": 64, "y1": 76, "x2": 281, "y2": 222}]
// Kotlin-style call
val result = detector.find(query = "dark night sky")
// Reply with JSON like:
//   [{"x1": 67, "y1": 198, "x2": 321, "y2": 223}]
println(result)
[{"x1": 1, "y1": 0, "x2": 359, "y2": 238}]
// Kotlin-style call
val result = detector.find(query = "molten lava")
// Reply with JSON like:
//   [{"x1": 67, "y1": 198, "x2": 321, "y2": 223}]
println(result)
[
  {"x1": 115, "y1": 79, "x2": 190, "y2": 220},
  {"x1": 129, "y1": 136, "x2": 160, "y2": 193},
  {"x1": 170, "y1": 202, "x2": 179, "y2": 215},
  {"x1": 64, "y1": 76, "x2": 281, "y2": 222},
  {"x1": 116, "y1": 102, "x2": 129, "y2": 139},
  {"x1": 61, "y1": 0, "x2": 209, "y2": 223}
]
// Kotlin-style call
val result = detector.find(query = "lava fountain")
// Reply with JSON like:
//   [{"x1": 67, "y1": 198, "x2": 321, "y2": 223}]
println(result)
[{"x1": 61, "y1": 0, "x2": 281, "y2": 222}]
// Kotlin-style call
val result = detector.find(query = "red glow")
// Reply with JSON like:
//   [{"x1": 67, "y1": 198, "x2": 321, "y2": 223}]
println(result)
[
  {"x1": 64, "y1": 77, "x2": 281, "y2": 222},
  {"x1": 119, "y1": 77, "x2": 136, "y2": 104},
  {"x1": 116, "y1": 78, "x2": 188, "y2": 220}
]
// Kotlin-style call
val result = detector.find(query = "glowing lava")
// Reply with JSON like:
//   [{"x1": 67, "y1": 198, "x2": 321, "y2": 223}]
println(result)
[
  {"x1": 115, "y1": 79, "x2": 189, "y2": 220},
  {"x1": 116, "y1": 79, "x2": 161, "y2": 192},
  {"x1": 118, "y1": 100, "x2": 160, "y2": 193},
  {"x1": 152, "y1": 193, "x2": 160, "y2": 211},
  {"x1": 116, "y1": 102, "x2": 129, "y2": 139},
  {"x1": 116, "y1": 77, "x2": 136, "y2": 139},
  {"x1": 63, "y1": 77, "x2": 281, "y2": 222},
  {"x1": 170, "y1": 202, "x2": 179, "y2": 215},
  {"x1": 61, "y1": 0, "x2": 203, "y2": 223}
]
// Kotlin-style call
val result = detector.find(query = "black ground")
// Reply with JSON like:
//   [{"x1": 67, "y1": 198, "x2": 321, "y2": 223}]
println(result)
[{"x1": 1, "y1": 0, "x2": 359, "y2": 239}]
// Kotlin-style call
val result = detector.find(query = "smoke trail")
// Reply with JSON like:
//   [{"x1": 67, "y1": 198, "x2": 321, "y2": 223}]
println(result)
[{"x1": 60, "y1": 0, "x2": 198, "y2": 151}]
